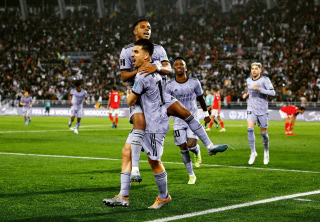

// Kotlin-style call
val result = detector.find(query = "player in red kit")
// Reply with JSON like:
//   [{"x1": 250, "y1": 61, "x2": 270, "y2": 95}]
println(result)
[
  {"x1": 108, "y1": 87, "x2": 121, "y2": 128},
  {"x1": 206, "y1": 88, "x2": 226, "y2": 132},
  {"x1": 279, "y1": 105, "x2": 305, "y2": 136}
]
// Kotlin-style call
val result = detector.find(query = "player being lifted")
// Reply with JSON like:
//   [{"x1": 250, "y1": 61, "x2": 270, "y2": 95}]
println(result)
[
  {"x1": 279, "y1": 105, "x2": 305, "y2": 136},
  {"x1": 166, "y1": 57, "x2": 210, "y2": 184},
  {"x1": 68, "y1": 80, "x2": 88, "y2": 134},
  {"x1": 20, "y1": 89, "x2": 33, "y2": 126},
  {"x1": 120, "y1": 19, "x2": 228, "y2": 183},
  {"x1": 104, "y1": 39, "x2": 171, "y2": 209},
  {"x1": 206, "y1": 88, "x2": 226, "y2": 132},
  {"x1": 242, "y1": 62, "x2": 275, "y2": 165},
  {"x1": 107, "y1": 86, "x2": 121, "y2": 128}
]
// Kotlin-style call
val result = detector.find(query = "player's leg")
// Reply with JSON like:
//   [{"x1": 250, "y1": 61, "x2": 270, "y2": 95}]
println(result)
[
  {"x1": 23, "y1": 113, "x2": 28, "y2": 125},
  {"x1": 289, "y1": 116, "x2": 296, "y2": 135},
  {"x1": 27, "y1": 110, "x2": 31, "y2": 123},
  {"x1": 145, "y1": 133, "x2": 171, "y2": 209},
  {"x1": 103, "y1": 143, "x2": 131, "y2": 207},
  {"x1": 258, "y1": 115, "x2": 270, "y2": 165},
  {"x1": 247, "y1": 113, "x2": 257, "y2": 165},
  {"x1": 187, "y1": 137, "x2": 201, "y2": 168},
  {"x1": 130, "y1": 108, "x2": 146, "y2": 182},
  {"x1": 74, "y1": 110, "x2": 82, "y2": 134},
  {"x1": 167, "y1": 101, "x2": 212, "y2": 148},
  {"x1": 115, "y1": 112, "x2": 119, "y2": 128},
  {"x1": 206, "y1": 113, "x2": 215, "y2": 131},
  {"x1": 69, "y1": 108, "x2": 76, "y2": 128},
  {"x1": 174, "y1": 128, "x2": 196, "y2": 184},
  {"x1": 218, "y1": 116, "x2": 225, "y2": 132},
  {"x1": 109, "y1": 109, "x2": 115, "y2": 128}
]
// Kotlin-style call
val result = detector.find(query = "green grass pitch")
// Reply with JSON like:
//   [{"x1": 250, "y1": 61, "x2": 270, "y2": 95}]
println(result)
[{"x1": 0, "y1": 116, "x2": 319, "y2": 221}]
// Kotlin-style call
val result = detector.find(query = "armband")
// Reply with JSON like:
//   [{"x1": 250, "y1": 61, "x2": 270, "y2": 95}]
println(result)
[{"x1": 204, "y1": 111, "x2": 209, "y2": 118}]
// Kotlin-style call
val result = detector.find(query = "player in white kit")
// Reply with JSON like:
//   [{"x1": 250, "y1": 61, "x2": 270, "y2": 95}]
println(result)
[
  {"x1": 166, "y1": 57, "x2": 211, "y2": 184},
  {"x1": 242, "y1": 62, "x2": 275, "y2": 165},
  {"x1": 68, "y1": 80, "x2": 88, "y2": 134},
  {"x1": 20, "y1": 90, "x2": 33, "y2": 126}
]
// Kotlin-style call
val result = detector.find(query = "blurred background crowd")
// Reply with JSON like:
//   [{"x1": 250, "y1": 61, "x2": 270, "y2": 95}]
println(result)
[{"x1": 0, "y1": 0, "x2": 319, "y2": 106}]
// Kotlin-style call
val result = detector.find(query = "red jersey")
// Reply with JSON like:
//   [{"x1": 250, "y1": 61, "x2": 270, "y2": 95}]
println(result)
[
  {"x1": 109, "y1": 91, "x2": 120, "y2": 109},
  {"x1": 212, "y1": 93, "x2": 221, "y2": 109},
  {"x1": 280, "y1": 105, "x2": 298, "y2": 115}
]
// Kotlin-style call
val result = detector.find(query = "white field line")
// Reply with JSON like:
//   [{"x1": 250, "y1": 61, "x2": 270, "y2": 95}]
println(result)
[
  {"x1": 294, "y1": 198, "x2": 313, "y2": 202},
  {"x1": 0, "y1": 152, "x2": 319, "y2": 174},
  {"x1": 0, "y1": 128, "x2": 133, "y2": 134},
  {"x1": 147, "y1": 190, "x2": 320, "y2": 222}
]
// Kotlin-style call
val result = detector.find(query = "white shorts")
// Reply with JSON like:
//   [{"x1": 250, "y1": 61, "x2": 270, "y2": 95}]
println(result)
[
  {"x1": 173, "y1": 127, "x2": 198, "y2": 146},
  {"x1": 211, "y1": 109, "x2": 220, "y2": 116},
  {"x1": 108, "y1": 108, "x2": 119, "y2": 116},
  {"x1": 279, "y1": 110, "x2": 291, "y2": 119},
  {"x1": 247, "y1": 111, "x2": 269, "y2": 129},
  {"x1": 126, "y1": 129, "x2": 166, "y2": 161},
  {"x1": 71, "y1": 107, "x2": 83, "y2": 118},
  {"x1": 22, "y1": 109, "x2": 31, "y2": 116}
]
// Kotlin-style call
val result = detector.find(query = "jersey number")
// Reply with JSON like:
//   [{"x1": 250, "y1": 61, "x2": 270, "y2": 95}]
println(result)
[{"x1": 156, "y1": 81, "x2": 164, "y2": 106}]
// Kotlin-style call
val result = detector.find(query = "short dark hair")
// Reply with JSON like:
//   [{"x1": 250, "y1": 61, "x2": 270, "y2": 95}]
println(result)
[
  {"x1": 133, "y1": 18, "x2": 149, "y2": 31},
  {"x1": 298, "y1": 106, "x2": 305, "y2": 111},
  {"x1": 112, "y1": 86, "x2": 117, "y2": 91},
  {"x1": 134, "y1": 39, "x2": 154, "y2": 56},
  {"x1": 174, "y1": 57, "x2": 186, "y2": 63}
]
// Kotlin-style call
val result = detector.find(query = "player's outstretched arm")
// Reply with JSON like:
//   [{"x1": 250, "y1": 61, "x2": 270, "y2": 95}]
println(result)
[{"x1": 139, "y1": 61, "x2": 172, "y2": 77}]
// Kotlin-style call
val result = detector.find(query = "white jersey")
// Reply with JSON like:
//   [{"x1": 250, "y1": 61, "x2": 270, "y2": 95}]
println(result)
[
  {"x1": 21, "y1": 96, "x2": 32, "y2": 111},
  {"x1": 166, "y1": 77, "x2": 203, "y2": 128},
  {"x1": 70, "y1": 88, "x2": 87, "y2": 110},
  {"x1": 132, "y1": 72, "x2": 169, "y2": 134},
  {"x1": 246, "y1": 75, "x2": 275, "y2": 115}
]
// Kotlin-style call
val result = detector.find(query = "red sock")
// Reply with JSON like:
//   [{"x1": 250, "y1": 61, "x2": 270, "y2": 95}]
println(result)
[
  {"x1": 285, "y1": 123, "x2": 289, "y2": 133},
  {"x1": 220, "y1": 121, "x2": 225, "y2": 129},
  {"x1": 109, "y1": 114, "x2": 114, "y2": 122},
  {"x1": 290, "y1": 123, "x2": 294, "y2": 132},
  {"x1": 209, "y1": 121, "x2": 213, "y2": 128},
  {"x1": 115, "y1": 116, "x2": 119, "y2": 125}
]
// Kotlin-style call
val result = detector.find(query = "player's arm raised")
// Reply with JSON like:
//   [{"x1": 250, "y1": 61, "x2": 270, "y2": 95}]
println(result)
[{"x1": 121, "y1": 69, "x2": 138, "y2": 82}]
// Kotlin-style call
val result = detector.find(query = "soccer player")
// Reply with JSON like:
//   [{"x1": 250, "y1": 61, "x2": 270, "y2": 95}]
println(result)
[
  {"x1": 104, "y1": 39, "x2": 171, "y2": 209},
  {"x1": 166, "y1": 57, "x2": 210, "y2": 184},
  {"x1": 279, "y1": 105, "x2": 305, "y2": 136},
  {"x1": 20, "y1": 90, "x2": 33, "y2": 126},
  {"x1": 44, "y1": 99, "x2": 51, "y2": 116},
  {"x1": 204, "y1": 89, "x2": 215, "y2": 128},
  {"x1": 242, "y1": 62, "x2": 275, "y2": 165},
  {"x1": 68, "y1": 80, "x2": 88, "y2": 134},
  {"x1": 107, "y1": 86, "x2": 121, "y2": 128},
  {"x1": 206, "y1": 88, "x2": 226, "y2": 132},
  {"x1": 120, "y1": 19, "x2": 228, "y2": 182}
]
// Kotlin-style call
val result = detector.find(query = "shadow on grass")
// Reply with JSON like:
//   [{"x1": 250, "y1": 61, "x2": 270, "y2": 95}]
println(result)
[{"x1": 0, "y1": 185, "x2": 149, "y2": 198}]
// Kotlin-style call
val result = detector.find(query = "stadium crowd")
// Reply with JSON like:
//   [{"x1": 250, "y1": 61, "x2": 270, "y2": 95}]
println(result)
[{"x1": 0, "y1": 0, "x2": 319, "y2": 105}]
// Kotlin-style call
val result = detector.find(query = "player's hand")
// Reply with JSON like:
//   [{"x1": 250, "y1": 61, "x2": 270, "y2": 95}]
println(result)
[
  {"x1": 139, "y1": 64, "x2": 157, "y2": 76},
  {"x1": 127, "y1": 88, "x2": 131, "y2": 95},
  {"x1": 83, "y1": 100, "x2": 87, "y2": 105},
  {"x1": 253, "y1": 84, "x2": 259, "y2": 90},
  {"x1": 69, "y1": 101, "x2": 72, "y2": 106},
  {"x1": 204, "y1": 116, "x2": 211, "y2": 123},
  {"x1": 242, "y1": 94, "x2": 248, "y2": 99}
]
